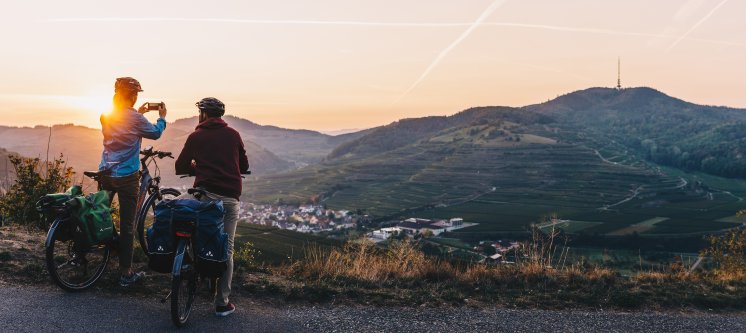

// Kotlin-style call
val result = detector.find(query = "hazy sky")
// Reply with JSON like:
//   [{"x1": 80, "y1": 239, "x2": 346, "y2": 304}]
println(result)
[{"x1": 2, "y1": 0, "x2": 744, "y2": 131}]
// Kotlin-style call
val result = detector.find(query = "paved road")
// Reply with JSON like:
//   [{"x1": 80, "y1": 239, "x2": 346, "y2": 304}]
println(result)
[{"x1": 1, "y1": 286, "x2": 745, "y2": 332}]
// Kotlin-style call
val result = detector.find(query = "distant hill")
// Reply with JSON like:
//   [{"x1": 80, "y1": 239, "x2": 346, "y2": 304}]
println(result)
[
  {"x1": 0, "y1": 124, "x2": 102, "y2": 185},
  {"x1": 322, "y1": 128, "x2": 366, "y2": 136},
  {"x1": 246, "y1": 87, "x2": 746, "y2": 236},
  {"x1": 142, "y1": 122, "x2": 295, "y2": 186},
  {"x1": 171, "y1": 116, "x2": 373, "y2": 166},
  {"x1": 327, "y1": 107, "x2": 552, "y2": 160},
  {"x1": 526, "y1": 87, "x2": 746, "y2": 177},
  {"x1": 0, "y1": 120, "x2": 303, "y2": 187},
  {"x1": 247, "y1": 106, "x2": 663, "y2": 217}
]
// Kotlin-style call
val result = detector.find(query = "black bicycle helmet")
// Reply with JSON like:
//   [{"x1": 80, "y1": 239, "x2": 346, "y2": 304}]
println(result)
[
  {"x1": 195, "y1": 97, "x2": 225, "y2": 117},
  {"x1": 114, "y1": 77, "x2": 143, "y2": 94}
]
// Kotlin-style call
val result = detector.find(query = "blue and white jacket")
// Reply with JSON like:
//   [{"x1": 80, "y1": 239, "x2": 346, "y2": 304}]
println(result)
[{"x1": 99, "y1": 107, "x2": 166, "y2": 177}]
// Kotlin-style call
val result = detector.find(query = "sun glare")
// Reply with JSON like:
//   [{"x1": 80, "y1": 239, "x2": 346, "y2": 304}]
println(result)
[{"x1": 64, "y1": 95, "x2": 113, "y2": 115}]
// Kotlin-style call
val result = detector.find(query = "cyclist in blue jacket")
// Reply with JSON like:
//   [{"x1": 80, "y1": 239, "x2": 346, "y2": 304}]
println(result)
[{"x1": 99, "y1": 77, "x2": 167, "y2": 287}]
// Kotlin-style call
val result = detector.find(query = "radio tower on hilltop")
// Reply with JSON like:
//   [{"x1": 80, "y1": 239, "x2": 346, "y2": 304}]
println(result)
[{"x1": 616, "y1": 57, "x2": 622, "y2": 90}]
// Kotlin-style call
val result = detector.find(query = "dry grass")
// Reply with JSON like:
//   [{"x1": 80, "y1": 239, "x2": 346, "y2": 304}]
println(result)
[
  {"x1": 287, "y1": 240, "x2": 457, "y2": 286},
  {"x1": 274, "y1": 228, "x2": 746, "y2": 309},
  {"x1": 285, "y1": 235, "x2": 620, "y2": 296},
  {"x1": 286, "y1": 222, "x2": 621, "y2": 292}
]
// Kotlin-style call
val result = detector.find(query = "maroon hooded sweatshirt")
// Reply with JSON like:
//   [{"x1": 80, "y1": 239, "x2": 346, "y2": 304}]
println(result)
[{"x1": 175, "y1": 117, "x2": 249, "y2": 200}]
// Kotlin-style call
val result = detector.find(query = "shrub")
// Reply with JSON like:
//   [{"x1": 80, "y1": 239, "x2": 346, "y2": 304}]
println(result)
[
  {"x1": 0, "y1": 154, "x2": 74, "y2": 229},
  {"x1": 235, "y1": 241, "x2": 260, "y2": 271},
  {"x1": 702, "y1": 212, "x2": 746, "y2": 279}
]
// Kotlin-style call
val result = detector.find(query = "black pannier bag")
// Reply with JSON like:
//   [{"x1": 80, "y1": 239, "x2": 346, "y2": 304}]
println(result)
[
  {"x1": 193, "y1": 200, "x2": 229, "y2": 278},
  {"x1": 150, "y1": 198, "x2": 227, "y2": 277},
  {"x1": 146, "y1": 211, "x2": 176, "y2": 273}
]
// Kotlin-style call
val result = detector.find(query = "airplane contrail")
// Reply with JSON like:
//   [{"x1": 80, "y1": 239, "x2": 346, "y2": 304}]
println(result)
[
  {"x1": 392, "y1": 0, "x2": 508, "y2": 105},
  {"x1": 482, "y1": 22, "x2": 738, "y2": 46},
  {"x1": 46, "y1": 17, "x2": 467, "y2": 27},
  {"x1": 45, "y1": 17, "x2": 740, "y2": 46},
  {"x1": 666, "y1": 0, "x2": 730, "y2": 52}
]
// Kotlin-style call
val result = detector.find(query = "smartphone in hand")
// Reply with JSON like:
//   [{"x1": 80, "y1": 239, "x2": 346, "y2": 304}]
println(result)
[{"x1": 138, "y1": 102, "x2": 165, "y2": 114}]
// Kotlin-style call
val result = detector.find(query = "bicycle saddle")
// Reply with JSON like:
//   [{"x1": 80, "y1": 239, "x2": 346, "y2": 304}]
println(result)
[{"x1": 83, "y1": 169, "x2": 112, "y2": 179}]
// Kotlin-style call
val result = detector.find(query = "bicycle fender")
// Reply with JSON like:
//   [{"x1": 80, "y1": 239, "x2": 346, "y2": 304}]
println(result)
[
  {"x1": 172, "y1": 238, "x2": 187, "y2": 278},
  {"x1": 45, "y1": 218, "x2": 64, "y2": 249}
]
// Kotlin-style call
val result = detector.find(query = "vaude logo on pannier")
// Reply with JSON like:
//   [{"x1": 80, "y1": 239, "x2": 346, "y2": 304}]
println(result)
[
  {"x1": 206, "y1": 251, "x2": 213, "y2": 257},
  {"x1": 158, "y1": 245, "x2": 164, "y2": 251}
]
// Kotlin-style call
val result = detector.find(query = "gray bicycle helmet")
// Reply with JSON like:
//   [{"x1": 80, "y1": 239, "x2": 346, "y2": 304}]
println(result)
[
  {"x1": 114, "y1": 77, "x2": 143, "y2": 94},
  {"x1": 196, "y1": 97, "x2": 225, "y2": 117}
]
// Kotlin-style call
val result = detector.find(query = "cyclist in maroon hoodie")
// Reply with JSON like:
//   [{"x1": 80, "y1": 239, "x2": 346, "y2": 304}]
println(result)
[{"x1": 175, "y1": 97, "x2": 249, "y2": 317}]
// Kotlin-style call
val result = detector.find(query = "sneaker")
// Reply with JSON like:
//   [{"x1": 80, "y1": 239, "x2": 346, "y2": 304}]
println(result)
[
  {"x1": 119, "y1": 271, "x2": 146, "y2": 287},
  {"x1": 215, "y1": 303, "x2": 236, "y2": 317}
]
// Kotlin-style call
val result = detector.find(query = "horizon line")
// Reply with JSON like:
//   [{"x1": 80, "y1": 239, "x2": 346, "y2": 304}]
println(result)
[{"x1": 6, "y1": 85, "x2": 745, "y2": 132}]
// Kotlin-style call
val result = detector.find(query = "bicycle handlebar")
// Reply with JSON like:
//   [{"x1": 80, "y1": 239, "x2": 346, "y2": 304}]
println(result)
[{"x1": 140, "y1": 149, "x2": 173, "y2": 159}]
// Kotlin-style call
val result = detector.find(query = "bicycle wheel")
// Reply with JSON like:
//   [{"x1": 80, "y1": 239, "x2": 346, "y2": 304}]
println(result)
[
  {"x1": 45, "y1": 218, "x2": 110, "y2": 291},
  {"x1": 171, "y1": 239, "x2": 197, "y2": 327},
  {"x1": 137, "y1": 188, "x2": 180, "y2": 253}
]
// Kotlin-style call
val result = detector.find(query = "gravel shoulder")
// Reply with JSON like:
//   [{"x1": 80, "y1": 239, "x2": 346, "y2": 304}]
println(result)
[{"x1": 1, "y1": 284, "x2": 745, "y2": 333}]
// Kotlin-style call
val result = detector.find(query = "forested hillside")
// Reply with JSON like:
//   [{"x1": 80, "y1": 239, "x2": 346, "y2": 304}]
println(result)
[{"x1": 528, "y1": 87, "x2": 746, "y2": 177}]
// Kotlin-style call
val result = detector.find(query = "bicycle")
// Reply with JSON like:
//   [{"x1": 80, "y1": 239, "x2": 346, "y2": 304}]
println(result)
[
  {"x1": 166, "y1": 187, "x2": 208, "y2": 327},
  {"x1": 165, "y1": 169, "x2": 249, "y2": 326},
  {"x1": 42, "y1": 146, "x2": 181, "y2": 291}
]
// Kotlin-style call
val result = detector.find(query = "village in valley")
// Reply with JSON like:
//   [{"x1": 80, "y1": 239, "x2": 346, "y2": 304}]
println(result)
[
  {"x1": 237, "y1": 202, "x2": 521, "y2": 263},
  {"x1": 239, "y1": 203, "x2": 359, "y2": 233}
]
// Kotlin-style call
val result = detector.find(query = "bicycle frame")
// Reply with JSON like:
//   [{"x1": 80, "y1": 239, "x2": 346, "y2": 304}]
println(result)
[
  {"x1": 136, "y1": 152, "x2": 165, "y2": 214},
  {"x1": 96, "y1": 150, "x2": 166, "y2": 215}
]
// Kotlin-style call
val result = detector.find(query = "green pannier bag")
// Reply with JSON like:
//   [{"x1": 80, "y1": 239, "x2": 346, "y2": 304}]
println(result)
[
  {"x1": 36, "y1": 186, "x2": 84, "y2": 241},
  {"x1": 68, "y1": 190, "x2": 114, "y2": 248},
  {"x1": 36, "y1": 185, "x2": 84, "y2": 212}
]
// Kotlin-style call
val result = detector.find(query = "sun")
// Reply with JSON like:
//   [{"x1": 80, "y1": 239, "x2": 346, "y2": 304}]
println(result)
[{"x1": 65, "y1": 95, "x2": 113, "y2": 115}]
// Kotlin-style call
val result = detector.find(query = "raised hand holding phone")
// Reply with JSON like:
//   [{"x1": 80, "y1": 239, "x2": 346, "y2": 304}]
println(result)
[
  {"x1": 137, "y1": 102, "x2": 167, "y2": 118},
  {"x1": 137, "y1": 102, "x2": 149, "y2": 114},
  {"x1": 158, "y1": 102, "x2": 167, "y2": 119}
]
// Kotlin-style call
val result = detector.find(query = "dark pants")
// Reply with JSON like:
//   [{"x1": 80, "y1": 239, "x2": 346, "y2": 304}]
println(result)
[{"x1": 100, "y1": 173, "x2": 140, "y2": 274}]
